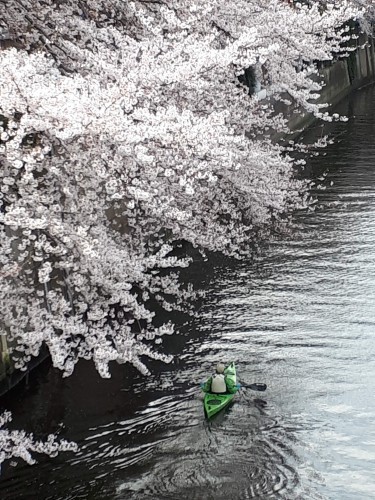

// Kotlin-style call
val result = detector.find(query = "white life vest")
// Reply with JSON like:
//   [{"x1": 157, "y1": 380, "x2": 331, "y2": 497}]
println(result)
[{"x1": 211, "y1": 373, "x2": 226, "y2": 394}]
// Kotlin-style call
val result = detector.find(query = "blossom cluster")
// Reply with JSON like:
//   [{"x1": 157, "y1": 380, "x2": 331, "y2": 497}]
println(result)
[{"x1": 0, "y1": 410, "x2": 77, "y2": 466}]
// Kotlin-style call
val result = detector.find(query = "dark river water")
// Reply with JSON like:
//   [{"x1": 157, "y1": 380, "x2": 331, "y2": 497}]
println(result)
[{"x1": 1, "y1": 86, "x2": 375, "y2": 500}]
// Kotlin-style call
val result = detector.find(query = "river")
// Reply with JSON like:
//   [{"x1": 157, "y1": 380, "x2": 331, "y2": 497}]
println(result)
[{"x1": 1, "y1": 85, "x2": 375, "y2": 500}]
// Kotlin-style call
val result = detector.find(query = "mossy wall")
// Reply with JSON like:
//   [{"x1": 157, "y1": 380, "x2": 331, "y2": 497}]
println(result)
[{"x1": 0, "y1": 335, "x2": 14, "y2": 395}]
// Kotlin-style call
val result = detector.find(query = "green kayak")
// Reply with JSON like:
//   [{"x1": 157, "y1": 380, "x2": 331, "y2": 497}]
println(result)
[{"x1": 203, "y1": 362, "x2": 237, "y2": 419}]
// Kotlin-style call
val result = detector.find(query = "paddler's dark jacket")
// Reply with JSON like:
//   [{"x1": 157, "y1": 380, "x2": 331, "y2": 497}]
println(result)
[{"x1": 202, "y1": 372, "x2": 237, "y2": 394}]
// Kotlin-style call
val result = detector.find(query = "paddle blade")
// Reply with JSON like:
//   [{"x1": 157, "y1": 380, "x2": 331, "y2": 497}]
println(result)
[{"x1": 244, "y1": 383, "x2": 267, "y2": 392}]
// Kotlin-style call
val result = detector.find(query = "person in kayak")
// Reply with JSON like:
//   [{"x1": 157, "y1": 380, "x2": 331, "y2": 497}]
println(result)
[{"x1": 201, "y1": 363, "x2": 240, "y2": 394}]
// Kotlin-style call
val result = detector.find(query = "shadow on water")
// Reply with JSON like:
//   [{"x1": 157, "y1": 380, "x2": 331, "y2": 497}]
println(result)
[{"x1": 1, "y1": 85, "x2": 375, "y2": 499}]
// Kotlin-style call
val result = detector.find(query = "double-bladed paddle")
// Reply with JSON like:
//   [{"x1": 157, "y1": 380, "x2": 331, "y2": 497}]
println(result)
[{"x1": 200, "y1": 382, "x2": 267, "y2": 391}]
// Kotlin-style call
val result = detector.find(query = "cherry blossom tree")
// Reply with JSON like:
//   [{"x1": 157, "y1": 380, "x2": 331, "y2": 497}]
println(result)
[{"x1": 0, "y1": 0, "x2": 372, "y2": 465}]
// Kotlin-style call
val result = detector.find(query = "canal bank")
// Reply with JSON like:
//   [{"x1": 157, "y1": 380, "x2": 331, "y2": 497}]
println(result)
[{"x1": 287, "y1": 31, "x2": 375, "y2": 133}]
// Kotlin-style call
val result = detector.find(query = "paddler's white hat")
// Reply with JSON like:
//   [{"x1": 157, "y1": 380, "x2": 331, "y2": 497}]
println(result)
[{"x1": 216, "y1": 363, "x2": 225, "y2": 374}]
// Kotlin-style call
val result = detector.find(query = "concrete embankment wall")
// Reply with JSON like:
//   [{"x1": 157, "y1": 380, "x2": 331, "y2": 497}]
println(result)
[
  {"x1": 287, "y1": 32, "x2": 375, "y2": 133},
  {"x1": 0, "y1": 336, "x2": 12, "y2": 395},
  {"x1": 0, "y1": 333, "x2": 48, "y2": 397}
]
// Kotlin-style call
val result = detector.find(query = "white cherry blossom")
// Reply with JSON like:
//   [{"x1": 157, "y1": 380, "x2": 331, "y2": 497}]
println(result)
[{"x1": 0, "y1": 0, "x2": 373, "y2": 464}]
